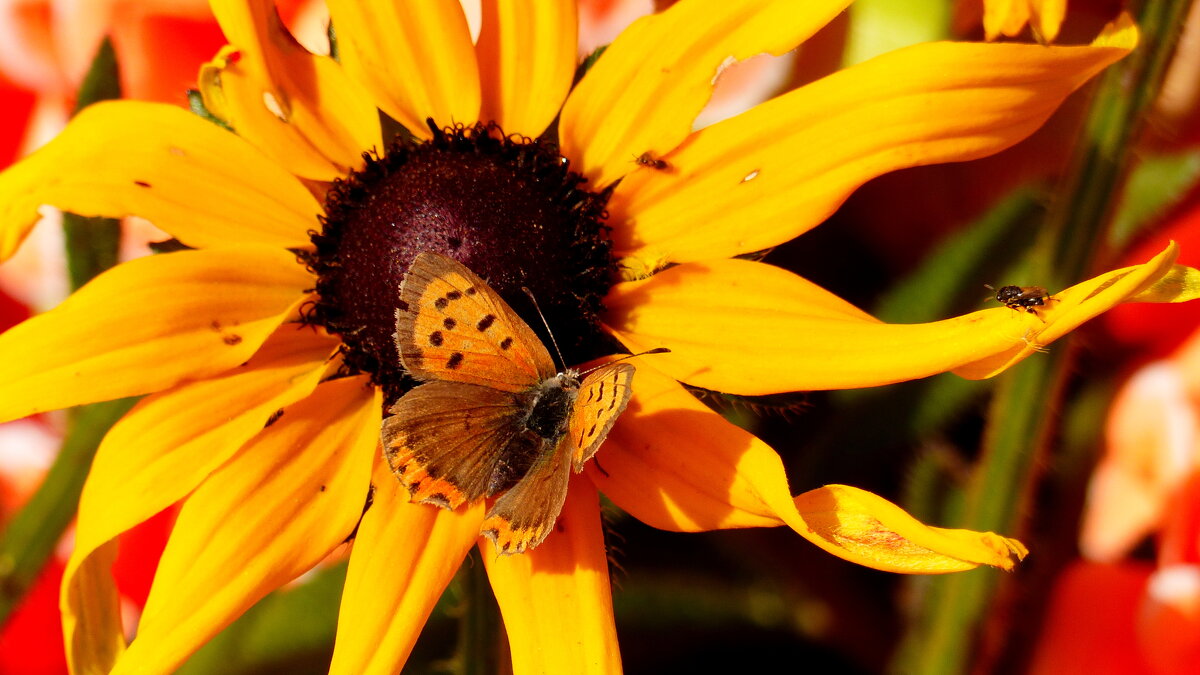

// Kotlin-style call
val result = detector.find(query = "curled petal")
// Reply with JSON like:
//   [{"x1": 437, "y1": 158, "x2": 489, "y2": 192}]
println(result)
[
  {"x1": 204, "y1": 0, "x2": 381, "y2": 180},
  {"x1": 329, "y1": 461, "x2": 484, "y2": 675},
  {"x1": 0, "y1": 246, "x2": 312, "y2": 421},
  {"x1": 956, "y1": 243, "x2": 1187, "y2": 379},
  {"x1": 608, "y1": 17, "x2": 1136, "y2": 265},
  {"x1": 560, "y1": 0, "x2": 852, "y2": 188},
  {"x1": 476, "y1": 0, "x2": 577, "y2": 138},
  {"x1": 326, "y1": 0, "x2": 479, "y2": 136},
  {"x1": 0, "y1": 101, "x2": 319, "y2": 258},
  {"x1": 483, "y1": 476, "x2": 621, "y2": 675},
  {"x1": 589, "y1": 364, "x2": 1025, "y2": 572},
  {"x1": 61, "y1": 542, "x2": 124, "y2": 675},
  {"x1": 109, "y1": 376, "x2": 380, "y2": 675},
  {"x1": 794, "y1": 485, "x2": 1028, "y2": 573}
]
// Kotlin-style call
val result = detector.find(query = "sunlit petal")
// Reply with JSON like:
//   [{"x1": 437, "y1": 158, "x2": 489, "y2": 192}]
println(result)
[
  {"x1": 109, "y1": 376, "x2": 380, "y2": 675},
  {"x1": 0, "y1": 101, "x2": 319, "y2": 259},
  {"x1": 329, "y1": 461, "x2": 485, "y2": 675},
  {"x1": 604, "y1": 259, "x2": 1016, "y2": 395},
  {"x1": 590, "y1": 363, "x2": 1026, "y2": 572},
  {"x1": 326, "y1": 0, "x2": 479, "y2": 136},
  {"x1": 956, "y1": 243, "x2": 1189, "y2": 378},
  {"x1": 0, "y1": 246, "x2": 311, "y2": 421},
  {"x1": 204, "y1": 0, "x2": 381, "y2": 180},
  {"x1": 608, "y1": 17, "x2": 1136, "y2": 265},
  {"x1": 560, "y1": 0, "x2": 852, "y2": 188},
  {"x1": 61, "y1": 323, "x2": 336, "y2": 665},
  {"x1": 483, "y1": 476, "x2": 621, "y2": 675},
  {"x1": 476, "y1": 0, "x2": 576, "y2": 138}
]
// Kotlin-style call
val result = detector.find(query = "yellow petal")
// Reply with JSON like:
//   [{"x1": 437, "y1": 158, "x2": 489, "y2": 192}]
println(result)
[
  {"x1": 0, "y1": 246, "x2": 311, "y2": 421},
  {"x1": 1030, "y1": 0, "x2": 1067, "y2": 43},
  {"x1": 204, "y1": 0, "x2": 381, "y2": 180},
  {"x1": 61, "y1": 324, "x2": 337, "y2": 675},
  {"x1": 607, "y1": 27, "x2": 1135, "y2": 266},
  {"x1": 326, "y1": 0, "x2": 479, "y2": 137},
  {"x1": 329, "y1": 460, "x2": 485, "y2": 675},
  {"x1": 482, "y1": 476, "x2": 621, "y2": 675},
  {"x1": 61, "y1": 541, "x2": 124, "y2": 675},
  {"x1": 588, "y1": 364, "x2": 1025, "y2": 573},
  {"x1": 110, "y1": 376, "x2": 380, "y2": 675},
  {"x1": 793, "y1": 485, "x2": 1029, "y2": 573},
  {"x1": 984, "y1": 0, "x2": 1030, "y2": 40},
  {"x1": 1126, "y1": 262, "x2": 1200, "y2": 304},
  {"x1": 604, "y1": 259, "x2": 1020, "y2": 395},
  {"x1": 0, "y1": 101, "x2": 319, "y2": 259},
  {"x1": 956, "y1": 242, "x2": 1185, "y2": 379},
  {"x1": 476, "y1": 0, "x2": 577, "y2": 138},
  {"x1": 559, "y1": 0, "x2": 853, "y2": 188}
]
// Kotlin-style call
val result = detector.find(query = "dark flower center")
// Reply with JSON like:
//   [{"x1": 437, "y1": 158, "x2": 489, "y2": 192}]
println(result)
[{"x1": 304, "y1": 121, "x2": 618, "y2": 403}]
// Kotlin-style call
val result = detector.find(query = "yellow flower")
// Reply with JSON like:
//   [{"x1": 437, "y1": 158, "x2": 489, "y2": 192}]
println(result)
[{"x1": 0, "y1": 1, "x2": 1177, "y2": 673}]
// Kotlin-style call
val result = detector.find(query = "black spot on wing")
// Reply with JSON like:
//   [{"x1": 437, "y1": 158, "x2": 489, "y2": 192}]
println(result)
[
  {"x1": 430, "y1": 331, "x2": 444, "y2": 347},
  {"x1": 477, "y1": 314, "x2": 496, "y2": 331},
  {"x1": 500, "y1": 337, "x2": 514, "y2": 350},
  {"x1": 443, "y1": 317, "x2": 457, "y2": 330},
  {"x1": 434, "y1": 297, "x2": 449, "y2": 310},
  {"x1": 446, "y1": 290, "x2": 462, "y2": 301},
  {"x1": 447, "y1": 352, "x2": 464, "y2": 369}
]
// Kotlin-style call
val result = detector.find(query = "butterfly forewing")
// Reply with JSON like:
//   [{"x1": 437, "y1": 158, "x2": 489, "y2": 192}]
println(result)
[
  {"x1": 480, "y1": 442, "x2": 574, "y2": 555},
  {"x1": 382, "y1": 380, "x2": 527, "y2": 508},
  {"x1": 396, "y1": 252, "x2": 555, "y2": 392},
  {"x1": 569, "y1": 362, "x2": 635, "y2": 472}
]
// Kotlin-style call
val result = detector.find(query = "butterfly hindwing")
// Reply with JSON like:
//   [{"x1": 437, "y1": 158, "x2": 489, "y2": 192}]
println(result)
[
  {"x1": 382, "y1": 380, "x2": 528, "y2": 508},
  {"x1": 480, "y1": 440, "x2": 574, "y2": 555},
  {"x1": 569, "y1": 362, "x2": 635, "y2": 472},
  {"x1": 396, "y1": 252, "x2": 555, "y2": 392}
]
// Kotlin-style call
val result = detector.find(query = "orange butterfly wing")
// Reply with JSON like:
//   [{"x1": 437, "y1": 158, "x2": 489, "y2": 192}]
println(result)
[
  {"x1": 396, "y1": 252, "x2": 555, "y2": 392},
  {"x1": 480, "y1": 364, "x2": 637, "y2": 555},
  {"x1": 479, "y1": 440, "x2": 573, "y2": 555},
  {"x1": 568, "y1": 363, "x2": 635, "y2": 472},
  {"x1": 382, "y1": 380, "x2": 550, "y2": 508}
]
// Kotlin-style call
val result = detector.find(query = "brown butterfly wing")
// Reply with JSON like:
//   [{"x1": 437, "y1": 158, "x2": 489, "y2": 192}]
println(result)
[
  {"x1": 396, "y1": 252, "x2": 555, "y2": 392},
  {"x1": 568, "y1": 362, "x2": 635, "y2": 472},
  {"x1": 479, "y1": 440, "x2": 573, "y2": 555},
  {"x1": 382, "y1": 380, "x2": 529, "y2": 509}
]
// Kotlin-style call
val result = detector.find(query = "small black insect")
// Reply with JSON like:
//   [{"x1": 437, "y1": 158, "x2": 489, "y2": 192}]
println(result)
[
  {"x1": 986, "y1": 284, "x2": 1053, "y2": 315},
  {"x1": 634, "y1": 152, "x2": 670, "y2": 170}
]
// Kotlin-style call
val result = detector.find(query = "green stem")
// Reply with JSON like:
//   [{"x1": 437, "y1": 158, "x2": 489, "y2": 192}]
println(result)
[
  {"x1": 454, "y1": 551, "x2": 502, "y2": 675},
  {"x1": 892, "y1": 0, "x2": 1191, "y2": 672},
  {"x1": 0, "y1": 399, "x2": 135, "y2": 620},
  {"x1": 0, "y1": 36, "x2": 124, "y2": 625}
]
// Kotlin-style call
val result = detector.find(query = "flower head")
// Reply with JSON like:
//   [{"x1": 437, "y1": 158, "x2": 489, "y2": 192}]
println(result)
[{"x1": 0, "y1": 1, "x2": 1183, "y2": 673}]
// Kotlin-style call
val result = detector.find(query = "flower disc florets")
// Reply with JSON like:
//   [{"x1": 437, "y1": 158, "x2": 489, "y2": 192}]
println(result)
[{"x1": 305, "y1": 121, "x2": 617, "y2": 402}]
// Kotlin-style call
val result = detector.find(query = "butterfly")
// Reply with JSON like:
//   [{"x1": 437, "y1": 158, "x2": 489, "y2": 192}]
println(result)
[{"x1": 381, "y1": 252, "x2": 639, "y2": 554}]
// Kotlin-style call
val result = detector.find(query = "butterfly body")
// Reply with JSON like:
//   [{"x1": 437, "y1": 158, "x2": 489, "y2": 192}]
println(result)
[{"x1": 383, "y1": 253, "x2": 636, "y2": 554}]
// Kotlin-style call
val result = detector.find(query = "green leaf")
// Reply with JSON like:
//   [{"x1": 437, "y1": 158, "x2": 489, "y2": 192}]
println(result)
[
  {"x1": 1110, "y1": 150, "x2": 1200, "y2": 248},
  {"x1": 844, "y1": 0, "x2": 949, "y2": 67}
]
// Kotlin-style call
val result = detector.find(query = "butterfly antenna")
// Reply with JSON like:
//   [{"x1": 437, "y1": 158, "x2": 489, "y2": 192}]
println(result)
[
  {"x1": 521, "y1": 286, "x2": 568, "y2": 371},
  {"x1": 578, "y1": 348, "x2": 671, "y2": 376}
]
